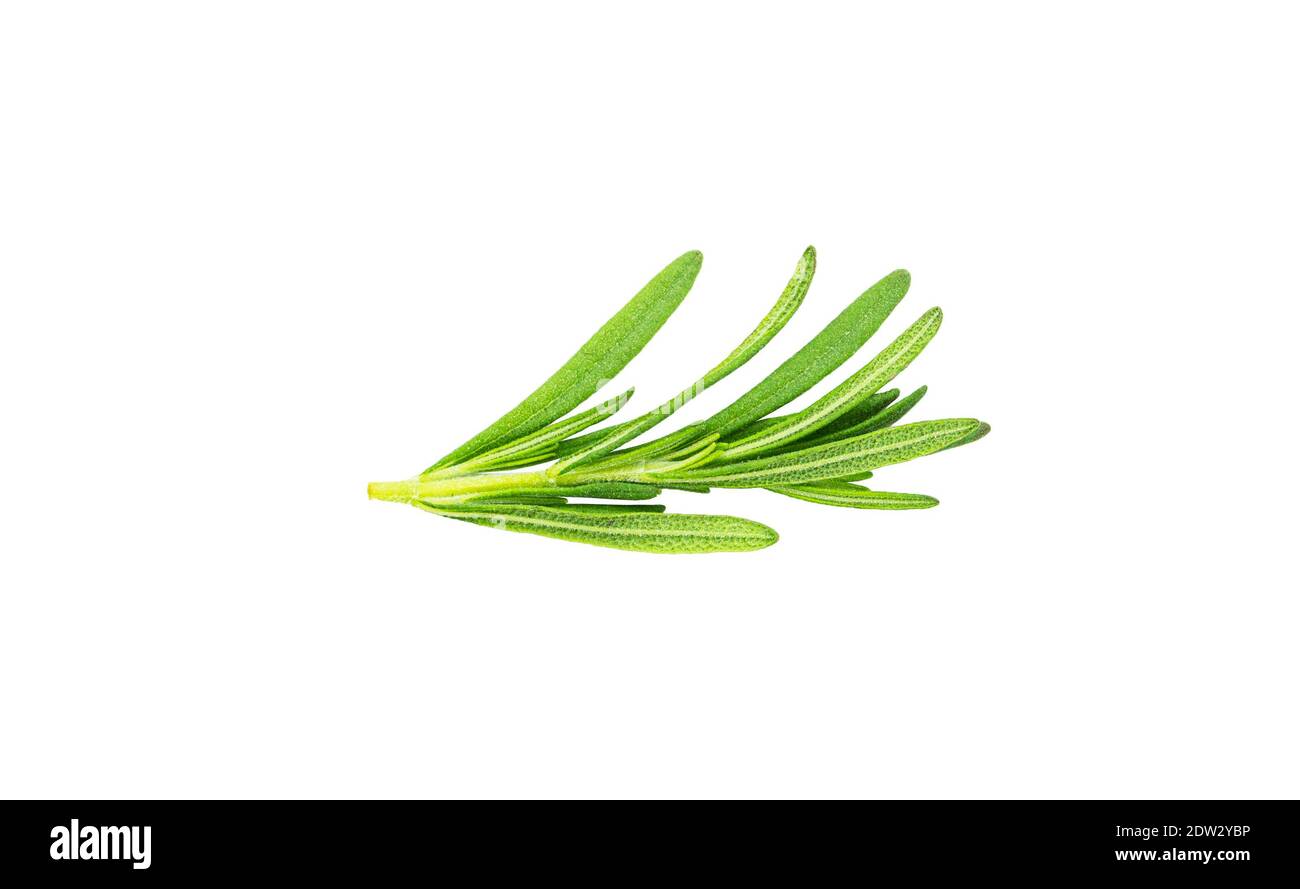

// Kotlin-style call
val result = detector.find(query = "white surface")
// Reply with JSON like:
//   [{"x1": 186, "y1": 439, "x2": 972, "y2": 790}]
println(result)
[{"x1": 2, "y1": 2, "x2": 1296, "y2": 800}]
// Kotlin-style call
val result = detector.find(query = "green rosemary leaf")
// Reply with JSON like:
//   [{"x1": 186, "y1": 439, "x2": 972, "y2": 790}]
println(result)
[
  {"x1": 661, "y1": 433, "x2": 721, "y2": 461},
  {"x1": 449, "y1": 453, "x2": 556, "y2": 472},
  {"x1": 769, "y1": 384, "x2": 929, "y2": 456},
  {"x1": 553, "y1": 419, "x2": 639, "y2": 457},
  {"x1": 427, "y1": 388, "x2": 635, "y2": 475},
  {"x1": 428, "y1": 481, "x2": 663, "y2": 505},
  {"x1": 416, "y1": 499, "x2": 661, "y2": 513},
  {"x1": 431, "y1": 250, "x2": 702, "y2": 470},
  {"x1": 795, "y1": 388, "x2": 900, "y2": 438},
  {"x1": 827, "y1": 470, "x2": 873, "y2": 482},
  {"x1": 471, "y1": 415, "x2": 638, "y2": 471},
  {"x1": 595, "y1": 424, "x2": 702, "y2": 463},
  {"x1": 553, "y1": 482, "x2": 662, "y2": 500},
  {"x1": 685, "y1": 268, "x2": 912, "y2": 440},
  {"x1": 462, "y1": 494, "x2": 570, "y2": 507},
  {"x1": 409, "y1": 488, "x2": 572, "y2": 508},
  {"x1": 591, "y1": 438, "x2": 722, "y2": 480},
  {"x1": 549, "y1": 247, "x2": 816, "y2": 473},
  {"x1": 692, "y1": 246, "x2": 816, "y2": 391},
  {"x1": 768, "y1": 481, "x2": 938, "y2": 509},
  {"x1": 415, "y1": 502, "x2": 777, "y2": 553},
  {"x1": 653, "y1": 419, "x2": 980, "y2": 488},
  {"x1": 942, "y1": 421, "x2": 992, "y2": 451},
  {"x1": 538, "y1": 503, "x2": 667, "y2": 514},
  {"x1": 547, "y1": 422, "x2": 631, "y2": 466},
  {"x1": 719, "y1": 308, "x2": 942, "y2": 460},
  {"x1": 839, "y1": 384, "x2": 927, "y2": 436},
  {"x1": 722, "y1": 389, "x2": 898, "y2": 445}
]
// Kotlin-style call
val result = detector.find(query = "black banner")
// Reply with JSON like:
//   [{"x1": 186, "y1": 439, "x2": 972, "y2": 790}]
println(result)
[{"x1": 2, "y1": 801, "x2": 1296, "y2": 879}]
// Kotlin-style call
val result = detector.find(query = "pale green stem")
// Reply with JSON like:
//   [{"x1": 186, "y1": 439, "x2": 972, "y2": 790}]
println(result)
[
  {"x1": 367, "y1": 470, "x2": 554, "y2": 504},
  {"x1": 367, "y1": 449, "x2": 702, "y2": 505}
]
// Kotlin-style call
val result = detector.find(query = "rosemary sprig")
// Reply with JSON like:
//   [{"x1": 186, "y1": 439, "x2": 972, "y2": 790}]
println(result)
[{"x1": 369, "y1": 248, "x2": 989, "y2": 553}]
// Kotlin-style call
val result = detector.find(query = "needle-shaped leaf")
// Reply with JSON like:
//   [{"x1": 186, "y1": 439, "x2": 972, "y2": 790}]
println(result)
[
  {"x1": 682, "y1": 268, "x2": 912, "y2": 441},
  {"x1": 724, "y1": 389, "x2": 899, "y2": 445},
  {"x1": 653, "y1": 419, "x2": 980, "y2": 488},
  {"x1": 654, "y1": 386, "x2": 903, "y2": 462},
  {"x1": 413, "y1": 489, "x2": 572, "y2": 507},
  {"x1": 589, "y1": 424, "x2": 703, "y2": 463},
  {"x1": 553, "y1": 482, "x2": 663, "y2": 500},
  {"x1": 657, "y1": 482, "x2": 711, "y2": 493},
  {"x1": 942, "y1": 421, "x2": 992, "y2": 451},
  {"x1": 554, "y1": 418, "x2": 640, "y2": 457},
  {"x1": 536, "y1": 503, "x2": 666, "y2": 514},
  {"x1": 461, "y1": 414, "x2": 641, "y2": 472},
  {"x1": 434, "y1": 481, "x2": 662, "y2": 505},
  {"x1": 719, "y1": 307, "x2": 942, "y2": 460},
  {"x1": 464, "y1": 494, "x2": 570, "y2": 507},
  {"x1": 431, "y1": 250, "x2": 703, "y2": 470},
  {"x1": 549, "y1": 247, "x2": 816, "y2": 473},
  {"x1": 426, "y1": 388, "x2": 635, "y2": 475},
  {"x1": 687, "y1": 247, "x2": 815, "y2": 391},
  {"x1": 784, "y1": 385, "x2": 929, "y2": 453},
  {"x1": 768, "y1": 481, "x2": 938, "y2": 509},
  {"x1": 414, "y1": 502, "x2": 777, "y2": 553},
  {"x1": 788, "y1": 388, "x2": 901, "y2": 439},
  {"x1": 837, "y1": 384, "x2": 927, "y2": 437},
  {"x1": 828, "y1": 470, "x2": 874, "y2": 482}
]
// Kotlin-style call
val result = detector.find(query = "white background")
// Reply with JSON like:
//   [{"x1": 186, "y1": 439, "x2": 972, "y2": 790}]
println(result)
[{"x1": 2, "y1": 2, "x2": 1297, "y2": 799}]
